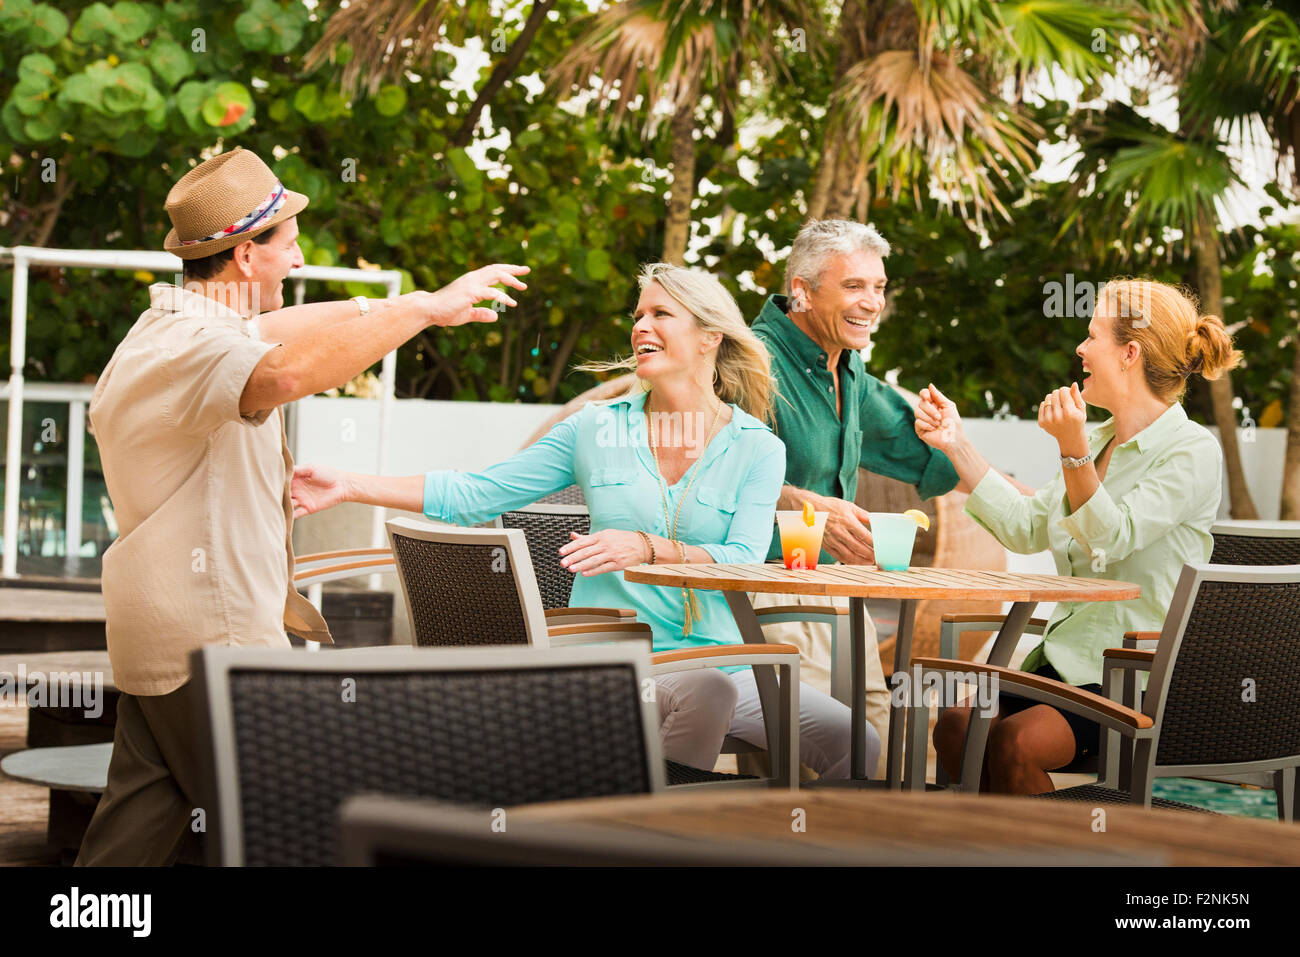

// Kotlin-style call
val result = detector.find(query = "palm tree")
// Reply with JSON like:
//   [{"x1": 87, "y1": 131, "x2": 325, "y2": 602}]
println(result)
[
  {"x1": 549, "y1": 0, "x2": 820, "y2": 264},
  {"x1": 805, "y1": 0, "x2": 1164, "y2": 225},
  {"x1": 1178, "y1": 2, "x2": 1300, "y2": 516},
  {"x1": 1056, "y1": 0, "x2": 1300, "y2": 519}
]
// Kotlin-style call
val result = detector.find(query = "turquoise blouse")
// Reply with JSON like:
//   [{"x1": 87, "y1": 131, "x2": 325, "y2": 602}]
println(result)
[{"x1": 422, "y1": 389, "x2": 787, "y2": 663}]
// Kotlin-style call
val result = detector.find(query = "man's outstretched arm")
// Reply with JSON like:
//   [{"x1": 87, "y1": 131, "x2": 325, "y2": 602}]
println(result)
[{"x1": 240, "y1": 263, "x2": 529, "y2": 415}]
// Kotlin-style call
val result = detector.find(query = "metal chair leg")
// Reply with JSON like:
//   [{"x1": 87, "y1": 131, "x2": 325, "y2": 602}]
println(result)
[
  {"x1": 885, "y1": 600, "x2": 917, "y2": 789},
  {"x1": 1274, "y1": 767, "x2": 1295, "y2": 823}
]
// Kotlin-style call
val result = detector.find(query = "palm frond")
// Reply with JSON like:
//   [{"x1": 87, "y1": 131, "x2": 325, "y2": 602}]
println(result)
[
  {"x1": 1238, "y1": 9, "x2": 1300, "y2": 109},
  {"x1": 1130, "y1": 0, "x2": 1206, "y2": 80},
  {"x1": 833, "y1": 48, "x2": 1042, "y2": 227},
  {"x1": 1179, "y1": 4, "x2": 1300, "y2": 189},
  {"x1": 995, "y1": 0, "x2": 1137, "y2": 85},
  {"x1": 1057, "y1": 103, "x2": 1245, "y2": 259},
  {"x1": 304, "y1": 0, "x2": 479, "y2": 96},
  {"x1": 550, "y1": 0, "x2": 824, "y2": 134}
]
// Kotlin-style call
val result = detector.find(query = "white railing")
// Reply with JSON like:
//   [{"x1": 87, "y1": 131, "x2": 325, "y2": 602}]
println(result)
[
  {"x1": 1, "y1": 245, "x2": 404, "y2": 579},
  {"x1": 0, "y1": 380, "x2": 95, "y2": 560}
]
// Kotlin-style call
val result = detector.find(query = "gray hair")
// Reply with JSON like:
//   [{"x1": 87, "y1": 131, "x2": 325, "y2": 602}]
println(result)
[{"x1": 785, "y1": 220, "x2": 891, "y2": 294}]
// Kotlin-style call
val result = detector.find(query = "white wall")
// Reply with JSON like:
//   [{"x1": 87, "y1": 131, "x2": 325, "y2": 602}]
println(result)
[
  {"x1": 288, "y1": 397, "x2": 1287, "y2": 521},
  {"x1": 964, "y1": 418, "x2": 1285, "y2": 520},
  {"x1": 289, "y1": 395, "x2": 562, "y2": 476},
  {"x1": 286, "y1": 397, "x2": 1288, "y2": 642}
]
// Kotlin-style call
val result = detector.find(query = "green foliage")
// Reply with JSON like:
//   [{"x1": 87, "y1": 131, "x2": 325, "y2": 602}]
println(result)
[
  {"x1": 0, "y1": 0, "x2": 1293, "y2": 421},
  {"x1": 1222, "y1": 223, "x2": 1300, "y2": 429}
]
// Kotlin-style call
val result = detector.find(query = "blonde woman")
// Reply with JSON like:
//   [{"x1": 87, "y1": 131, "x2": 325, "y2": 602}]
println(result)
[
  {"x1": 291, "y1": 263, "x2": 859, "y2": 778},
  {"x1": 913, "y1": 279, "x2": 1240, "y2": 794}
]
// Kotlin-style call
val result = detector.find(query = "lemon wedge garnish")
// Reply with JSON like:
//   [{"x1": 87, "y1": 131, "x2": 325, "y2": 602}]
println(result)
[
  {"x1": 802, "y1": 501, "x2": 816, "y2": 526},
  {"x1": 903, "y1": 508, "x2": 930, "y2": 532}
]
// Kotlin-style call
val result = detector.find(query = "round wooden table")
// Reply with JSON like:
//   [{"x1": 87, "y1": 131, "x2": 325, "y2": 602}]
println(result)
[
  {"x1": 624, "y1": 563, "x2": 1140, "y2": 787},
  {"x1": 511, "y1": 787, "x2": 1300, "y2": 866}
]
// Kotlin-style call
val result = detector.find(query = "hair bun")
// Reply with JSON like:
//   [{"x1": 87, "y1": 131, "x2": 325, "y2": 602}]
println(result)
[{"x1": 1186, "y1": 314, "x2": 1240, "y2": 381}]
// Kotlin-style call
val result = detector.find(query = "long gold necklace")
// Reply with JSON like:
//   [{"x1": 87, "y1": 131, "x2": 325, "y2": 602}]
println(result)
[{"x1": 647, "y1": 390, "x2": 724, "y2": 637}]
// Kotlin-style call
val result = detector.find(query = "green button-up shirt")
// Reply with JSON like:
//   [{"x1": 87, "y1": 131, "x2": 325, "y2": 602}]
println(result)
[
  {"x1": 752, "y1": 294, "x2": 959, "y2": 562},
  {"x1": 965, "y1": 402, "x2": 1222, "y2": 687}
]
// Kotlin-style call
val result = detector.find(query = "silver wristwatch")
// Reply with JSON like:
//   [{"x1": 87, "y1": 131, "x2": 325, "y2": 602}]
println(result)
[
  {"x1": 1061, "y1": 451, "x2": 1093, "y2": 470},
  {"x1": 351, "y1": 295, "x2": 370, "y2": 315}
]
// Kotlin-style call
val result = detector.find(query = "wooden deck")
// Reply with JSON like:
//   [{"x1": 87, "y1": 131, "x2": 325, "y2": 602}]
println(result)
[{"x1": 0, "y1": 701, "x2": 59, "y2": 866}]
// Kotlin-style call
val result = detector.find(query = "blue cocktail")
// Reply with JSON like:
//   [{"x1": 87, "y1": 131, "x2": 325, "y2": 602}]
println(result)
[{"x1": 869, "y1": 512, "x2": 919, "y2": 571}]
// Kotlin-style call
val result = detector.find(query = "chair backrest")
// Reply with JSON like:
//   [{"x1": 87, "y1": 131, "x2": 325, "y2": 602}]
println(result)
[
  {"x1": 385, "y1": 518, "x2": 550, "y2": 647},
  {"x1": 1210, "y1": 522, "x2": 1300, "y2": 565},
  {"x1": 194, "y1": 643, "x2": 663, "y2": 866},
  {"x1": 1145, "y1": 563, "x2": 1300, "y2": 773},
  {"x1": 494, "y1": 504, "x2": 589, "y2": 609},
  {"x1": 538, "y1": 485, "x2": 586, "y2": 506}
]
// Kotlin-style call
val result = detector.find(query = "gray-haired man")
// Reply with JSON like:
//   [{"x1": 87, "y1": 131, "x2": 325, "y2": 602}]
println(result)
[{"x1": 745, "y1": 220, "x2": 959, "y2": 776}]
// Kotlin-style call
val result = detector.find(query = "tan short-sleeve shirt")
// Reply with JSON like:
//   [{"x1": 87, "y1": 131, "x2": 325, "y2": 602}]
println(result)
[{"x1": 89, "y1": 283, "x2": 331, "y2": 695}]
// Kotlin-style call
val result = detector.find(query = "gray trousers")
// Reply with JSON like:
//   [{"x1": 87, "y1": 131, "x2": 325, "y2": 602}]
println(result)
[
  {"x1": 656, "y1": 668, "x2": 866, "y2": 779},
  {"x1": 75, "y1": 681, "x2": 205, "y2": 866}
]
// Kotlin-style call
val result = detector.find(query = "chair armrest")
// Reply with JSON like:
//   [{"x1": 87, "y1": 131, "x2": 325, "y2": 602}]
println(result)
[
  {"x1": 1121, "y1": 631, "x2": 1161, "y2": 649},
  {"x1": 651, "y1": 643, "x2": 801, "y2": 675},
  {"x1": 937, "y1": 614, "x2": 1049, "y2": 664},
  {"x1": 293, "y1": 556, "x2": 396, "y2": 587},
  {"x1": 753, "y1": 605, "x2": 846, "y2": 624},
  {"x1": 546, "y1": 621, "x2": 652, "y2": 647},
  {"x1": 940, "y1": 613, "x2": 1049, "y2": 633},
  {"x1": 910, "y1": 657, "x2": 1153, "y2": 732},
  {"x1": 1103, "y1": 647, "x2": 1155, "y2": 677},
  {"x1": 295, "y1": 547, "x2": 392, "y2": 569},
  {"x1": 1104, "y1": 648, "x2": 1156, "y2": 663},
  {"x1": 544, "y1": 607, "x2": 637, "y2": 622}
]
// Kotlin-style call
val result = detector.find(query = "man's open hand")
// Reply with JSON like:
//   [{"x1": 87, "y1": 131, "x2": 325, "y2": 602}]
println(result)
[{"x1": 418, "y1": 264, "x2": 530, "y2": 327}]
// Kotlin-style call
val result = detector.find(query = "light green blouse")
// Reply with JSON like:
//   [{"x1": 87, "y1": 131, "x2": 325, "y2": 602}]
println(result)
[{"x1": 964, "y1": 403, "x2": 1222, "y2": 687}]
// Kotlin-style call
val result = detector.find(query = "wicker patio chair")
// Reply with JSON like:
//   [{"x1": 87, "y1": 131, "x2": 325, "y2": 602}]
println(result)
[
  {"x1": 493, "y1": 503, "x2": 633, "y2": 622},
  {"x1": 192, "y1": 644, "x2": 663, "y2": 866},
  {"x1": 1210, "y1": 521, "x2": 1300, "y2": 565},
  {"x1": 913, "y1": 563, "x2": 1300, "y2": 820},
  {"x1": 385, "y1": 517, "x2": 801, "y2": 788},
  {"x1": 493, "y1": 501, "x2": 819, "y2": 782}
]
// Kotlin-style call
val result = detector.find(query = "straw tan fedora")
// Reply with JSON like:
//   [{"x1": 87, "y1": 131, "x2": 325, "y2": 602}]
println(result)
[{"x1": 163, "y1": 147, "x2": 309, "y2": 260}]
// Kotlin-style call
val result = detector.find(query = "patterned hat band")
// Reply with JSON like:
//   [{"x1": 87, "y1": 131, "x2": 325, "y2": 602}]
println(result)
[{"x1": 178, "y1": 181, "x2": 287, "y2": 246}]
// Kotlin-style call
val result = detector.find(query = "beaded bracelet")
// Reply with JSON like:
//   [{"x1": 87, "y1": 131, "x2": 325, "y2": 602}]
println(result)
[{"x1": 636, "y1": 530, "x2": 655, "y2": 565}]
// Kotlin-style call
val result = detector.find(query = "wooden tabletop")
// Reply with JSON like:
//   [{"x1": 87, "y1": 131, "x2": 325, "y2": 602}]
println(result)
[
  {"x1": 513, "y1": 788, "x2": 1300, "y2": 867},
  {"x1": 624, "y1": 563, "x2": 1141, "y2": 602},
  {"x1": 0, "y1": 588, "x2": 105, "y2": 623}
]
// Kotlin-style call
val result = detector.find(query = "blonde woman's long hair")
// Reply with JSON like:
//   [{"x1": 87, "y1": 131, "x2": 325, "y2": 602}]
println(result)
[{"x1": 577, "y1": 263, "x2": 777, "y2": 425}]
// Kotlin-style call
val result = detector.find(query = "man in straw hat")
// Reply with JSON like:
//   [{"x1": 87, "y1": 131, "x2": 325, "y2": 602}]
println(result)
[{"x1": 76, "y1": 147, "x2": 528, "y2": 865}]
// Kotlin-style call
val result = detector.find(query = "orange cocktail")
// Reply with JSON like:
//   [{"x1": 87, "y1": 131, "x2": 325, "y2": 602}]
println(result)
[{"x1": 776, "y1": 510, "x2": 828, "y2": 570}]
